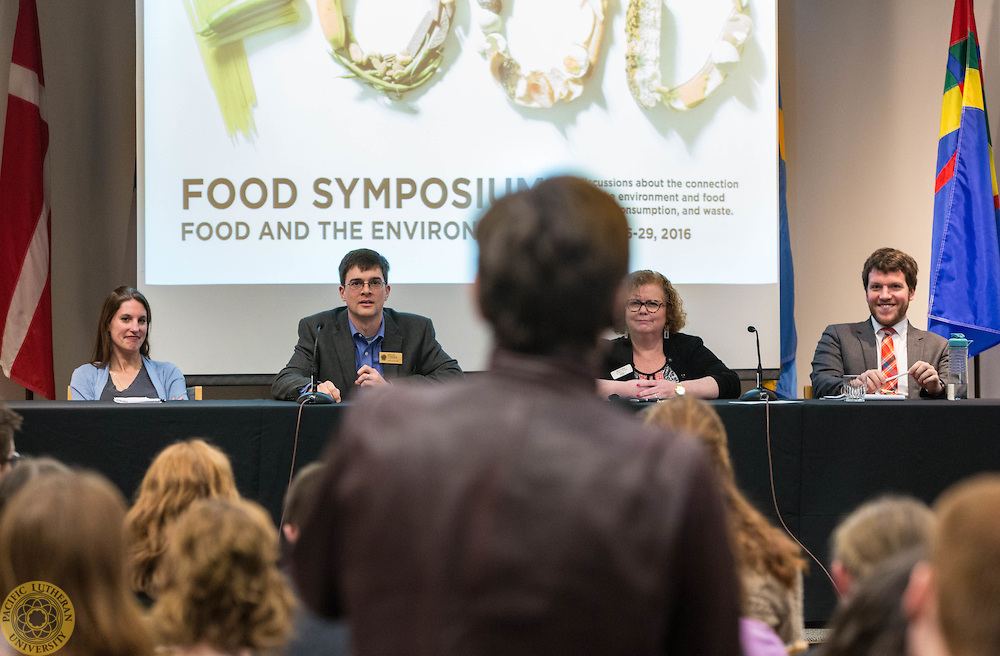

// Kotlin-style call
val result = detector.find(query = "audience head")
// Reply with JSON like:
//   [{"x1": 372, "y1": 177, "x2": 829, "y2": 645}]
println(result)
[
  {"x1": 0, "y1": 470, "x2": 152, "y2": 656},
  {"x1": 281, "y1": 462, "x2": 326, "y2": 545},
  {"x1": 475, "y1": 175, "x2": 629, "y2": 355},
  {"x1": 338, "y1": 248, "x2": 389, "y2": 285},
  {"x1": 616, "y1": 270, "x2": 687, "y2": 335},
  {"x1": 904, "y1": 474, "x2": 1000, "y2": 656},
  {"x1": 152, "y1": 498, "x2": 296, "y2": 655},
  {"x1": 0, "y1": 400, "x2": 22, "y2": 481},
  {"x1": 645, "y1": 398, "x2": 805, "y2": 601},
  {"x1": 90, "y1": 285, "x2": 153, "y2": 366},
  {"x1": 819, "y1": 548, "x2": 923, "y2": 656},
  {"x1": 0, "y1": 456, "x2": 70, "y2": 516},
  {"x1": 124, "y1": 438, "x2": 240, "y2": 597},
  {"x1": 830, "y1": 494, "x2": 935, "y2": 596},
  {"x1": 862, "y1": 248, "x2": 918, "y2": 292}
]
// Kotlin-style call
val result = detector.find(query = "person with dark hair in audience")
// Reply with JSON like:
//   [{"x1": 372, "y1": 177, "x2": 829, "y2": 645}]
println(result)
[
  {"x1": 291, "y1": 176, "x2": 741, "y2": 655},
  {"x1": 0, "y1": 400, "x2": 22, "y2": 481},
  {"x1": 0, "y1": 455, "x2": 70, "y2": 516},
  {"x1": 70, "y1": 285, "x2": 187, "y2": 400},
  {"x1": 152, "y1": 498, "x2": 296, "y2": 656},
  {"x1": 272, "y1": 248, "x2": 463, "y2": 403},
  {"x1": 599, "y1": 270, "x2": 740, "y2": 399},
  {"x1": 819, "y1": 548, "x2": 923, "y2": 656},
  {"x1": 279, "y1": 463, "x2": 351, "y2": 656},
  {"x1": 811, "y1": 247, "x2": 948, "y2": 398},
  {"x1": 830, "y1": 495, "x2": 936, "y2": 598},
  {"x1": 124, "y1": 439, "x2": 240, "y2": 602},
  {"x1": 0, "y1": 470, "x2": 154, "y2": 656},
  {"x1": 903, "y1": 473, "x2": 1000, "y2": 656},
  {"x1": 646, "y1": 397, "x2": 807, "y2": 650}
]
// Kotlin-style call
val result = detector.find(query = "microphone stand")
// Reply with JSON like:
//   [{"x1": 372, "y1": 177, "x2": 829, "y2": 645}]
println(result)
[
  {"x1": 739, "y1": 326, "x2": 778, "y2": 401},
  {"x1": 297, "y1": 324, "x2": 335, "y2": 404}
]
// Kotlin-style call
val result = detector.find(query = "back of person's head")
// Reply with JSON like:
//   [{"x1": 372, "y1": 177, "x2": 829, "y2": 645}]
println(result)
[
  {"x1": 0, "y1": 400, "x2": 22, "y2": 473},
  {"x1": 862, "y1": 248, "x2": 918, "y2": 291},
  {"x1": 282, "y1": 462, "x2": 326, "y2": 538},
  {"x1": 831, "y1": 495, "x2": 935, "y2": 595},
  {"x1": 930, "y1": 474, "x2": 1000, "y2": 656},
  {"x1": 819, "y1": 547, "x2": 923, "y2": 656},
  {"x1": 644, "y1": 397, "x2": 804, "y2": 590},
  {"x1": 0, "y1": 471, "x2": 152, "y2": 656},
  {"x1": 124, "y1": 438, "x2": 240, "y2": 596},
  {"x1": 338, "y1": 248, "x2": 389, "y2": 284},
  {"x1": 0, "y1": 456, "x2": 71, "y2": 516},
  {"x1": 153, "y1": 497, "x2": 296, "y2": 655},
  {"x1": 475, "y1": 175, "x2": 629, "y2": 355}
]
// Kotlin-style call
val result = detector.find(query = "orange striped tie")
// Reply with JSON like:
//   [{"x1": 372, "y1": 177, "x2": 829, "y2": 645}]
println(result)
[{"x1": 880, "y1": 327, "x2": 898, "y2": 393}]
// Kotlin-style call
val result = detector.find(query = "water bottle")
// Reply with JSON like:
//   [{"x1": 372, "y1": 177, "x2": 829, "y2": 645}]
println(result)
[{"x1": 947, "y1": 333, "x2": 971, "y2": 400}]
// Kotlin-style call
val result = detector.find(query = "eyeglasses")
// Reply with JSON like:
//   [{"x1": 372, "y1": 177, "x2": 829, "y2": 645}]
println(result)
[
  {"x1": 627, "y1": 300, "x2": 665, "y2": 313},
  {"x1": 1, "y1": 450, "x2": 21, "y2": 467},
  {"x1": 345, "y1": 279, "x2": 385, "y2": 291}
]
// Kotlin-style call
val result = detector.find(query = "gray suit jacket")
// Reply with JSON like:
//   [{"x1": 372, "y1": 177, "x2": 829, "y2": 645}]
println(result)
[
  {"x1": 810, "y1": 320, "x2": 949, "y2": 399},
  {"x1": 272, "y1": 307, "x2": 463, "y2": 401}
]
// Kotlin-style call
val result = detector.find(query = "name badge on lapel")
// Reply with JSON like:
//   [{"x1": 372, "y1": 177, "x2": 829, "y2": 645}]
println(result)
[
  {"x1": 610, "y1": 364, "x2": 633, "y2": 380},
  {"x1": 380, "y1": 352, "x2": 403, "y2": 365}
]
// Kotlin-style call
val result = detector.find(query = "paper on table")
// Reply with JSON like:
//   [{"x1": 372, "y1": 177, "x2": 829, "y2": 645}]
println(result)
[{"x1": 113, "y1": 397, "x2": 163, "y2": 404}]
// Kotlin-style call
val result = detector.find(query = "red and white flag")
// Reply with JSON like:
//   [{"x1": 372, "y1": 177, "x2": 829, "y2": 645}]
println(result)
[{"x1": 0, "y1": 0, "x2": 54, "y2": 399}]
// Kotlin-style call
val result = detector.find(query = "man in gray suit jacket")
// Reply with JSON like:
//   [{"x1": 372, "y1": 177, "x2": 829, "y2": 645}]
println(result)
[
  {"x1": 272, "y1": 248, "x2": 462, "y2": 402},
  {"x1": 811, "y1": 248, "x2": 948, "y2": 399}
]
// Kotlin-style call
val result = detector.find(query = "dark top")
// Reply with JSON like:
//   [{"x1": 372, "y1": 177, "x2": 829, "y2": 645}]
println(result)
[
  {"x1": 272, "y1": 306, "x2": 463, "y2": 402},
  {"x1": 600, "y1": 334, "x2": 742, "y2": 399},
  {"x1": 291, "y1": 348, "x2": 742, "y2": 655},
  {"x1": 99, "y1": 364, "x2": 157, "y2": 401}
]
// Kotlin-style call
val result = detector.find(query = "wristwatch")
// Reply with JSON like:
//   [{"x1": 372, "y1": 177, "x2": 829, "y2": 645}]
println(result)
[{"x1": 674, "y1": 383, "x2": 686, "y2": 396}]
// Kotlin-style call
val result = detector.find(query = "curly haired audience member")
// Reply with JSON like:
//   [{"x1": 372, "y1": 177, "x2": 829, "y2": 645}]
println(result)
[
  {"x1": 830, "y1": 495, "x2": 935, "y2": 597},
  {"x1": 152, "y1": 498, "x2": 296, "y2": 656},
  {"x1": 124, "y1": 439, "x2": 240, "y2": 601},
  {"x1": 0, "y1": 471, "x2": 153, "y2": 656},
  {"x1": 646, "y1": 397, "x2": 807, "y2": 647}
]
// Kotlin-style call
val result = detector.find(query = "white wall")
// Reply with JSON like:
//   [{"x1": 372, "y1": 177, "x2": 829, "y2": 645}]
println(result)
[{"x1": 3, "y1": 0, "x2": 1000, "y2": 399}]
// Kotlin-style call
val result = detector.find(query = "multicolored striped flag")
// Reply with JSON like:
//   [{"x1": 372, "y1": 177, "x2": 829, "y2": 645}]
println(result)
[
  {"x1": 928, "y1": 0, "x2": 1000, "y2": 357},
  {"x1": 0, "y1": 0, "x2": 54, "y2": 399}
]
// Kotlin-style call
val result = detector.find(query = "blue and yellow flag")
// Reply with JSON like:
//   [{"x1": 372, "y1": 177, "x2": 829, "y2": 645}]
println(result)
[
  {"x1": 775, "y1": 87, "x2": 797, "y2": 399},
  {"x1": 929, "y1": 0, "x2": 1000, "y2": 356}
]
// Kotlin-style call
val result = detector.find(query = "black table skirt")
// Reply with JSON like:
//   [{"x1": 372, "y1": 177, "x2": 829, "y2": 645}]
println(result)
[{"x1": 10, "y1": 398, "x2": 1000, "y2": 624}]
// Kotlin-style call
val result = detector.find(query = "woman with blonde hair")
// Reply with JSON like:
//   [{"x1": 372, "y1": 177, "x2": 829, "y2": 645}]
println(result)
[
  {"x1": 124, "y1": 439, "x2": 240, "y2": 601},
  {"x1": 152, "y1": 497, "x2": 296, "y2": 656},
  {"x1": 645, "y1": 397, "x2": 806, "y2": 646},
  {"x1": 0, "y1": 471, "x2": 153, "y2": 656}
]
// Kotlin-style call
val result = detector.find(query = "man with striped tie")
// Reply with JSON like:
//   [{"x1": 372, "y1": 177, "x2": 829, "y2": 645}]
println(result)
[{"x1": 811, "y1": 248, "x2": 949, "y2": 399}]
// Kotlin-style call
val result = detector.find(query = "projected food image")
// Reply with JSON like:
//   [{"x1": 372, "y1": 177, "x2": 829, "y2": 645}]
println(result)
[
  {"x1": 626, "y1": 0, "x2": 751, "y2": 110},
  {"x1": 473, "y1": 0, "x2": 606, "y2": 109},
  {"x1": 184, "y1": 0, "x2": 301, "y2": 139},
  {"x1": 318, "y1": 0, "x2": 457, "y2": 98}
]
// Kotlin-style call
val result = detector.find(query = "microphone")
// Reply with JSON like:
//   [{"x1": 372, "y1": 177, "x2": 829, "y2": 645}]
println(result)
[
  {"x1": 739, "y1": 325, "x2": 778, "y2": 401},
  {"x1": 297, "y1": 323, "x2": 335, "y2": 404}
]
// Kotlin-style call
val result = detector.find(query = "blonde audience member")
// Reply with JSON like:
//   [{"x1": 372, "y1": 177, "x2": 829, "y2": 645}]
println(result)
[
  {"x1": 152, "y1": 498, "x2": 296, "y2": 656},
  {"x1": 904, "y1": 474, "x2": 1000, "y2": 656},
  {"x1": 830, "y1": 495, "x2": 935, "y2": 597},
  {"x1": 0, "y1": 471, "x2": 153, "y2": 656},
  {"x1": 124, "y1": 439, "x2": 240, "y2": 600},
  {"x1": 645, "y1": 397, "x2": 807, "y2": 646}
]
